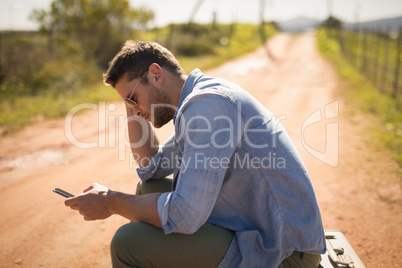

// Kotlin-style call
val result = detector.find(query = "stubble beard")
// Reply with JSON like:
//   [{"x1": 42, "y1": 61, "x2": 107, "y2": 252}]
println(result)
[{"x1": 149, "y1": 85, "x2": 176, "y2": 128}]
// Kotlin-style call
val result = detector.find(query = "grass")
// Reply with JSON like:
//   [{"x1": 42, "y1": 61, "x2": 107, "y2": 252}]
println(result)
[
  {"x1": 0, "y1": 83, "x2": 120, "y2": 135},
  {"x1": 317, "y1": 28, "x2": 402, "y2": 168},
  {"x1": 0, "y1": 23, "x2": 276, "y2": 135}
]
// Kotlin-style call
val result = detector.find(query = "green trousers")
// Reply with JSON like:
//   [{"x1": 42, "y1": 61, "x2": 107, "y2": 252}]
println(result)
[{"x1": 110, "y1": 179, "x2": 322, "y2": 268}]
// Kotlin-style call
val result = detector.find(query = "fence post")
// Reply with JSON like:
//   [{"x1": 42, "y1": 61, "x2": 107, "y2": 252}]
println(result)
[
  {"x1": 353, "y1": 28, "x2": 360, "y2": 68},
  {"x1": 392, "y1": 27, "x2": 401, "y2": 98},
  {"x1": 0, "y1": 32, "x2": 2, "y2": 84},
  {"x1": 373, "y1": 29, "x2": 381, "y2": 86},
  {"x1": 349, "y1": 29, "x2": 354, "y2": 65},
  {"x1": 366, "y1": 29, "x2": 372, "y2": 81},
  {"x1": 337, "y1": 28, "x2": 343, "y2": 53},
  {"x1": 380, "y1": 29, "x2": 390, "y2": 93},
  {"x1": 344, "y1": 29, "x2": 350, "y2": 60},
  {"x1": 361, "y1": 29, "x2": 368, "y2": 74}
]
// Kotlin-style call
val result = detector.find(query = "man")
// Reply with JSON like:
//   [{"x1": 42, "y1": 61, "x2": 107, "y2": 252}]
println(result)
[{"x1": 65, "y1": 41, "x2": 326, "y2": 267}]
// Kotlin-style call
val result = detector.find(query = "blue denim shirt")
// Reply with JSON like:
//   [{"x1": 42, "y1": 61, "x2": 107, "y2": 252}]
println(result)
[{"x1": 137, "y1": 69, "x2": 326, "y2": 267}]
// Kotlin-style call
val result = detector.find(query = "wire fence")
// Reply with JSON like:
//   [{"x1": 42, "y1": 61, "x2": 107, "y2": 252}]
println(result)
[{"x1": 327, "y1": 26, "x2": 402, "y2": 98}]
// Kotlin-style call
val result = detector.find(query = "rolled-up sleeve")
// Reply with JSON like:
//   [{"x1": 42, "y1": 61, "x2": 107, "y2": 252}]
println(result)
[{"x1": 157, "y1": 92, "x2": 243, "y2": 234}]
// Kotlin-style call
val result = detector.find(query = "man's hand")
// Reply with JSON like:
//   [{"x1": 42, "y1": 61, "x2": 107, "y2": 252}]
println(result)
[
  {"x1": 65, "y1": 183, "x2": 113, "y2": 221},
  {"x1": 64, "y1": 183, "x2": 162, "y2": 228}
]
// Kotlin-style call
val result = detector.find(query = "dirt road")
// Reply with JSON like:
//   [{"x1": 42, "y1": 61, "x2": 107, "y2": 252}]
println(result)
[{"x1": 0, "y1": 33, "x2": 401, "y2": 267}]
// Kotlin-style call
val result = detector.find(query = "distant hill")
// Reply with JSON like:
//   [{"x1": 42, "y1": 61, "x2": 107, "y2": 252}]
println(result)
[
  {"x1": 344, "y1": 16, "x2": 402, "y2": 32},
  {"x1": 277, "y1": 16, "x2": 321, "y2": 32}
]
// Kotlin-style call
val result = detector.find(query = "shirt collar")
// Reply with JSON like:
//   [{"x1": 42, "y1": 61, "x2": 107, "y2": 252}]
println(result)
[{"x1": 173, "y1": 68, "x2": 204, "y2": 124}]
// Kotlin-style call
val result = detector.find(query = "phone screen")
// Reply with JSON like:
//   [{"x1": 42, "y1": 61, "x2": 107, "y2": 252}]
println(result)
[{"x1": 53, "y1": 188, "x2": 75, "y2": 198}]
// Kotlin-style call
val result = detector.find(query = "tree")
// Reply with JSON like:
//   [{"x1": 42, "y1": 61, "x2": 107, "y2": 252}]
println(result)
[
  {"x1": 31, "y1": 0, "x2": 154, "y2": 68},
  {"x1": 322, "y1": 16, "x2": 343, "y2": 29}
]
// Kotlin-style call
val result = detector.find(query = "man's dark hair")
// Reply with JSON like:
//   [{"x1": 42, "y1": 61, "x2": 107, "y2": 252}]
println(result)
[{"x1": 103, "y1": 40, "x2": 186, "y2": 87}]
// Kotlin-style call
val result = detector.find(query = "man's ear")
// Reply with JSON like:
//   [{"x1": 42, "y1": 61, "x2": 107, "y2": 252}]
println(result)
[{"x1": 148, "y1": 63, "x2": 164, "y2": 86}]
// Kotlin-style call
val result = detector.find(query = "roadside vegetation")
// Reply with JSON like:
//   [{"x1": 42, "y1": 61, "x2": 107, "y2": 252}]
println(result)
[
  {"x1": 143, "y1": 23, "x2": 276, "y2": 73},
  {"x1": 0, "y1": 0, "x2": 276, "y2": 135},
  {"x1": 317, "y1": 20, "x2": 402, "y2": 168}
]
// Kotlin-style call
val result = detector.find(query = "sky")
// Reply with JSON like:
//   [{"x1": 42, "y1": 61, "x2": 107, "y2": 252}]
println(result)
[{"x1": 0, "y1": 0, "x2": 401, "y2": 31}]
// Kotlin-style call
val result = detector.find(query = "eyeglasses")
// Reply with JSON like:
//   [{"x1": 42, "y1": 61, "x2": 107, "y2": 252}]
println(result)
[{"x1": 124, "y1": 69, "x2": 147, "y2": 109}]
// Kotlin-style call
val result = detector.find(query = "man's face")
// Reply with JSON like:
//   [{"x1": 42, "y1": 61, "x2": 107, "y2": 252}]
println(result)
[{"x1": 115, "y1": 73, "x2": 175, "y2": 128}]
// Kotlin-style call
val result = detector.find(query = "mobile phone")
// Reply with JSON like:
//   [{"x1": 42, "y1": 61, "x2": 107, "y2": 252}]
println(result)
[{"x1": 53, "y1": 188, "x2": 75, "y2": 198}]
